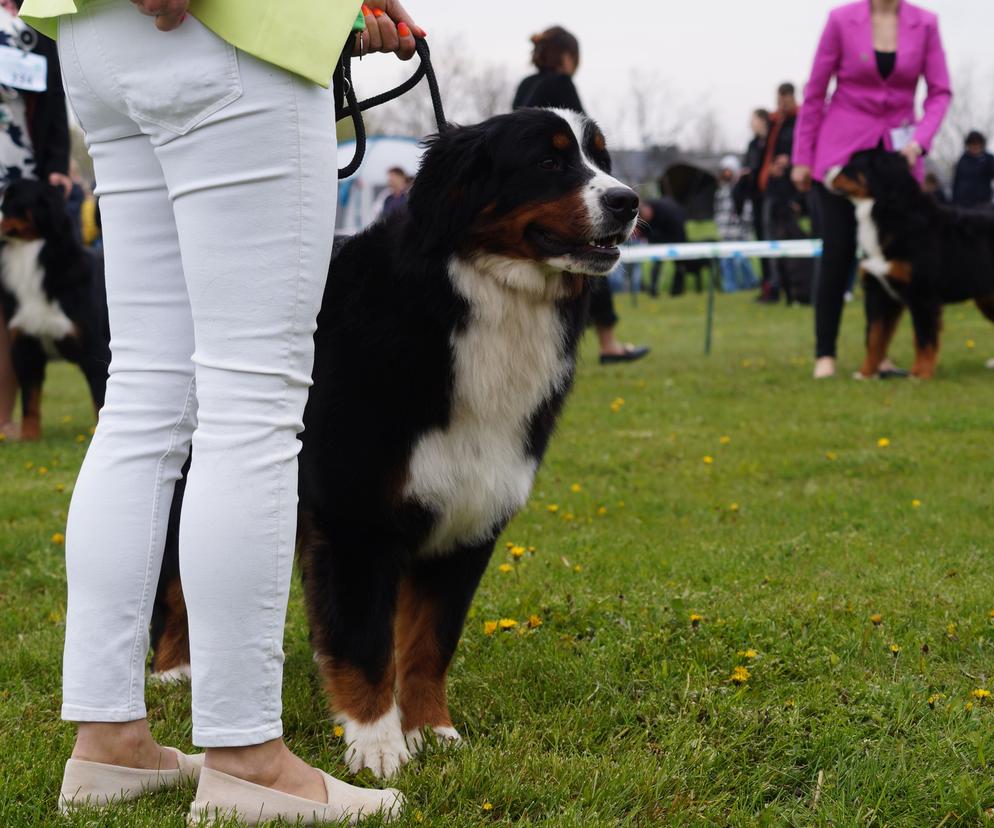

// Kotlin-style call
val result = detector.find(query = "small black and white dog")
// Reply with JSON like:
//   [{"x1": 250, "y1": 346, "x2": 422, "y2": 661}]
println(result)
[
  {"x1": 830, "y1": 148, "x2": 994, "y2": 378},
  {"x1": 151, "y1": 108, "x2": 639, "y2": 777},
  {"x1": 0, "y1": 179, "x2": 108, "y2": 439}
]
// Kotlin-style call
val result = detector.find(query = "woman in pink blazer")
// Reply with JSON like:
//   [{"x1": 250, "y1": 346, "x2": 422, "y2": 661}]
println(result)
[{"x1": 792, "y1": 0, "x2": 952, "y2": 379}]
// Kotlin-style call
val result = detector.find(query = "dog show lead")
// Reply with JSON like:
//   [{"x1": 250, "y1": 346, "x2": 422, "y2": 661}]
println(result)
[{"x1": 16, "y1": 0, "x2": 421, "y2": 823}]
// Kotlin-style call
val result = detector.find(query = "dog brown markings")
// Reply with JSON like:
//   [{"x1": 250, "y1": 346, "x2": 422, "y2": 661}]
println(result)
[
  {"x1": 912, "y1": 311, "x2": 943, "y2": 379},
  {"x1": 832, "y1": 171, "x2": 871, "y2": 199},
  {"x1": 590, "y1": 129, "x2": 606, "y2": 153},
  {"x1": 394, "y1": 579, "x2": 452, "y2": 734},
  {"x1": 0, "y1": 215, "x2": 38, "y2": 240},
  {"x1": 151, "y1": 578, "x2": 191, "y2": 673},
  {"x1": 861, "y1": 319, "x2": 890, "y2": 377},
  {"x1": 887, "y1": 260, "x2": 913, "y2": 284},
  {"x1": 552, "y1": 132, "x2": 571, "y2": 151},
  {"x1": 20, "y1": 384, "x2": 41, "y2": 441},
  {"x1": 464, "y1": 192, "x2": 591, "y2": 261}
]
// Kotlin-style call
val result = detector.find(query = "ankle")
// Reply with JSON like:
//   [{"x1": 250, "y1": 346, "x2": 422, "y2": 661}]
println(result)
[
  {"x1": 205, "y1": 739, "x2": 288, "y2": 788},
  {"x1": 73, "y1": 720, "x2": 160, "y2": 767}
]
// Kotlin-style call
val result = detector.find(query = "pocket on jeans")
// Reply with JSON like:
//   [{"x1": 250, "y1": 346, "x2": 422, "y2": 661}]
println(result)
[{"x1": 107, "y1": 14, "x2": 242, "y2": 136}]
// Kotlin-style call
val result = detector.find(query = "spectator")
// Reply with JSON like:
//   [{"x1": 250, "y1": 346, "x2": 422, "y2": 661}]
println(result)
[
  {"x1": 792, "y1": 0, "x2": 951, "y2": 379},
  {"x1": 638, "y1": 196, "x2": 688, "y2": 297},
  {"x1": 923, "y1": 171, "x2": 949, "y2": 205},
  {"x1": 757, "y1": 83, "x2": 801, "y2": 304},
  {"x1": 952, "y1": 131, "x2": 994, "y2": 208},
  {"x1": 0, "y1": 0, "x2": 70, "y2": 440},
  {"x1": 714, "y1": 155, "x2": 757, "y2": 293},
  {"x1": 740, "y1": 108, "x2": 771, "y2": 290},
  {"x1": 513, "y1": 26, "x2": 648, "y2": 365},
  {"x1": 380, "y1": 166, "x2": 410, "y2": 218}
]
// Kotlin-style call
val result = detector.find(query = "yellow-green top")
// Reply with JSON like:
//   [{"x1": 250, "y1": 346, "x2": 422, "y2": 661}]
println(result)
[{"x1": 19, "y1": 0, "x2": 362, "y2": 87}]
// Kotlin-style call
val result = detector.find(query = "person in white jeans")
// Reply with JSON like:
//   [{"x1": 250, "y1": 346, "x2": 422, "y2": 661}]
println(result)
[{"x1": 48, "y1": 0, "x2": 423, "y2": 819}]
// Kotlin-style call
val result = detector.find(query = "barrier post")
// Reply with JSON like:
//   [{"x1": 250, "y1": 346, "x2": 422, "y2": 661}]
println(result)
[{"x1": 705, "y1": 257, "x2": 718, "y2": 355}]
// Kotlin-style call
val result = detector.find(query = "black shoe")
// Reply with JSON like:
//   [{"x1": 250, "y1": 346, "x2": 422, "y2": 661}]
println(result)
[
  {"x1": 600, "y1": 346, "x2": 650, "y2": 365},
  {"x1": 879, "y1": 368, "x2": 910, "y2": 379}
]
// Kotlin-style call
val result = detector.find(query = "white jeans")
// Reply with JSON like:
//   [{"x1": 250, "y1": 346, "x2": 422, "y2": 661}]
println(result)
[{"x1": 59, "y1": 1, "x2": 337, "y2": 747}]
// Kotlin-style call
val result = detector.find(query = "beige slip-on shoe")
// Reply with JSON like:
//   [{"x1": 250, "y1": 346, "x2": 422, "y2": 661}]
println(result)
[
  {"x1": 187, "y1": 766, "x2": 404, "y2": 826},
  {"x1": 59, "y1": 747, "x2": 204, "y2": 813}
]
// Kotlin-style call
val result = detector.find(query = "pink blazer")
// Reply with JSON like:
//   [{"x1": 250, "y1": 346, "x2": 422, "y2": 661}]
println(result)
[{"x1": 793, "y1": 0, "x2": 952, "y2": 182}]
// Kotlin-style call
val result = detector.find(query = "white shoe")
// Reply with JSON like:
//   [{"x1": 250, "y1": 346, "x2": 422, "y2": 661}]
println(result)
[
  {"x1": 813, "y1": 357, "x2": 836, "y2": 379},
  {"x1": 59, "y1": 748, "x2": 203, "y2": 813},
  {"x1": 986, "y1": 358, "x2": 994, "y2": 370},
  {"x1": 187, "y1": 766, "x2": 404, "y2": 826}
]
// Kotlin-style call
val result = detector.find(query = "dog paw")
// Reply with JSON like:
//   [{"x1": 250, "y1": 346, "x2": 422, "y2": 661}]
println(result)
[
  {"x1": 405, "y1": 725, "x2": 463, "y2": 755},
  {"x1": 149, "y1": 664, "x2": 191, "y2": 683},
  {"x1": 340, "y1": 705, "x2": 411, "y2": 778}
]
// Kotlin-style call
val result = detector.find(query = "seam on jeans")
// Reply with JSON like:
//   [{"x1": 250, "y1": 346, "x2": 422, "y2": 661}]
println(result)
[{"x1": 125, "y1": 376, "x2": 197, "y2": 715}]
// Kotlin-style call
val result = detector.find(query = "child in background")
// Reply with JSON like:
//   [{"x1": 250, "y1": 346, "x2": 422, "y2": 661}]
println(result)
[{"x1": 714, "y1": 155, "x2": 758, "y2": 292}]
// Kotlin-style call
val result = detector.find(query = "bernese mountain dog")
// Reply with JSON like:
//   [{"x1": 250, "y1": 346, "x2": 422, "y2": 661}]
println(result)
[
  {"x1": 149, "y1": 108, "x2": 640, "y2": 777},
  {"x1": 0, "y1": 179, "x2": 109, "y2": 439},
  {"x1": 830, "y1": 148, "x2": 994, "y2": 379}
]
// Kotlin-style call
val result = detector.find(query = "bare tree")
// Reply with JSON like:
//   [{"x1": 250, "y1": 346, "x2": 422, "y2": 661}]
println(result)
[{"x1": 930, "y1": 63, "x2": 994, "y2": 172}]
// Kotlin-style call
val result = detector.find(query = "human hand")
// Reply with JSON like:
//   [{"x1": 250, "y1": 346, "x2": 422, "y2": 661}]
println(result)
[
  {"x1": 48, "y1": 172, "x2": 73, "y2": 199},
  {"x1": 899, "y1": 141, "x2": 923, "y2": 169},
  {"x1": 355, "y1": 1, "x2": 425, "y2": 61},
  {"x1": 129, "y1": 0, "x2": 188, "y2": 32},
  {"x1": 791, "y1": 165, "x2": 812, "y2": 193}
]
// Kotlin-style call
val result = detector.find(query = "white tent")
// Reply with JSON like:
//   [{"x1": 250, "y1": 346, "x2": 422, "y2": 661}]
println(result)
[{"x1": 336, "y1": 136, "x2": 425, "y2": 236}]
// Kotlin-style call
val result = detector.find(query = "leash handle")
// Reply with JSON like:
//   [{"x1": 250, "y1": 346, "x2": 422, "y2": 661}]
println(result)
[{"x1": 337, "y1": 38, "x2": 448, "y2": 180}]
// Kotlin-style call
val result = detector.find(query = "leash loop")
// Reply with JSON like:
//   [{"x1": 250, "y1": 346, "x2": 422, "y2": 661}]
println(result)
[{"x1": 336, "y1": 38, "x2": 448, "y2": 180}]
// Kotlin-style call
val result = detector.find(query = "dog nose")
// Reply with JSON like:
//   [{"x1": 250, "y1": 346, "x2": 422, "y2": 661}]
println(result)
[{"x1": 601, "y1": 187, "x2": 639, "y2": 222}]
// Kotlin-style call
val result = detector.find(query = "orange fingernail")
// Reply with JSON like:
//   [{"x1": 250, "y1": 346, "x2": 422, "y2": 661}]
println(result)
[
  {"x1": 397, "y1": 21, "x2": 410, "y2": 36},
  {"x1": 362, "y1": 4, "x2": 371, "y2": 14},
  {"x1": 372, "y1": 7, "x2": 384, "y2": 16}
]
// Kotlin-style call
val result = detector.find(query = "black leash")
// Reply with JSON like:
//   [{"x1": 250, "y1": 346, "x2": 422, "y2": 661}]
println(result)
[{"x1": 335, "y1": 38, "x2": 448, "y2": 180}]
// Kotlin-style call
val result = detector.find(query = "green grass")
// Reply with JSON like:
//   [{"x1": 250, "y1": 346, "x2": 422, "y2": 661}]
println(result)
[{"x1": 4, "y1": 290, "x2": 994, "y2": 826}]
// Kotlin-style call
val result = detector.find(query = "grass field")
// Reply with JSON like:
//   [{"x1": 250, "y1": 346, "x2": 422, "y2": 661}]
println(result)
[{"x1": 3, "y1": 289, "x2": 994, "y2": 827}]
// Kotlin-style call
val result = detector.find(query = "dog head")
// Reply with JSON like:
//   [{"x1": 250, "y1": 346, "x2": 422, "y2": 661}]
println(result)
[
  {"x1": 1, "y1": 179, "x2": 73, "y2": 242},
  {"x1": 407, "y1": 108, "x2": 638, "y2": 277},
  {"x1": 827, "y1": 148, "x2": 922, "y2": 204}
]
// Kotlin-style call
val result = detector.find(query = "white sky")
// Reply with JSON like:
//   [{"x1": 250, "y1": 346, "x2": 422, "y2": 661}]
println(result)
[{"x1": 351, "y1": 0, "x2": 994, "y2": 150}]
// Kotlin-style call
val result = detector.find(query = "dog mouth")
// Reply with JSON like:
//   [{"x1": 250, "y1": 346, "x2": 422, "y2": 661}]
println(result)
[{"x1": 526, "y1": 225, "x2": 628, "y2": 269}]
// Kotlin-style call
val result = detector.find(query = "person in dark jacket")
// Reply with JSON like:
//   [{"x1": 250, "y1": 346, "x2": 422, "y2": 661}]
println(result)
[
  {"x1": 512, "y1": 26, "x2": 648, "y2": 365},
  {"x1": 0, "y1": 0, "x2": 71, "y2": 439},
  {"x1": 739, "y1": 109, "x2": 771, "y2": 289},
  {"x1": 638, "y1": 197, "x2": 688, "y2": 296},
  {"x1": 952, "y1": 131, "x2": 994, "y2": 209}
]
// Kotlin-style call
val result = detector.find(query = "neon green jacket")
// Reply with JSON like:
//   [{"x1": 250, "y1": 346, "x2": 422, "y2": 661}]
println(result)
[{"x1": 19, "y1": 0, "x2": 362, "y2": 87}]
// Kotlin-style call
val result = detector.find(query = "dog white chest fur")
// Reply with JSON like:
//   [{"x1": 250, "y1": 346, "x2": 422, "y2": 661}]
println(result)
[
  {"x1": 405, "y1": 255, "x2": 573, "y2": 557},
  {"x1": 1, "y1": 239, "x2": 75, "y2": 340}
]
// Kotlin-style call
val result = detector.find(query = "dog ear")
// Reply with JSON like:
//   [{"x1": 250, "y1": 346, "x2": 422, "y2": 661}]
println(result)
[
  {"x1": 31, "y1": 183, "x2": 73, "y2": 239},
  {"x1": 408, "y1": 123, "x2": 497, "y2": 256}
]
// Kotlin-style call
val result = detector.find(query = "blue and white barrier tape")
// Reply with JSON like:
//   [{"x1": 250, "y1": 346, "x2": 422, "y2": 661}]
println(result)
[{"x1": 620, "y1": 239, "x2": 824, "y2": 263}]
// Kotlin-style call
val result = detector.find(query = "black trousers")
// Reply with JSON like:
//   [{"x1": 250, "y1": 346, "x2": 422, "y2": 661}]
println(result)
[
  {"x1": 588, "y1": 277, "x2": 619, "y2": 329},
  {"x1": 812, "y1": 183, "x2": 858, "y2": 358}
]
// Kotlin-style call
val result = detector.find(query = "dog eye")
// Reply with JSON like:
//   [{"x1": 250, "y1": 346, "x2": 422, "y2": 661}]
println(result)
[{"x1": 539, "y1": 158, "x2": 563, "y2": 172}]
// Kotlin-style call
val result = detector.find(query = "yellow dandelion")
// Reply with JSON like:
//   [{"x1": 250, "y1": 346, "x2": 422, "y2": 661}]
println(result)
[
  {"x1": 988, "y1": 609, "x2": 994, "y2": 620},
  {"x1": 505, "y1": 541, "x2": 514, "y2": 549},
  {"x1": 783, "y1": 699, "x2": 795, "y2": 709},
  {"x1": 597, "y1": 506, "x2": 608, "y2": 516},
  {"x1": 547, "y1": 504, "x2": 559, "y2": 513},
  {"x1": 889, "y1": 643, "x2": 901, "y2": 655},
  {"x1": 729, "y1": 503, "x2": 739, "y2": 513},
  {"x1": 414, "y1": 810, "x2": 425, "y2": 823},
  {"x1": 55, "y1": 483, "x2": 65, "y2": 493},
  {"x1": 528, "y1": 614, "x2": 543, "y2": 629},
  {"x1": 730, "y1": 666, "x2": 751, "y2": 685},
  {"x1": 967, "y1": 339, "x2": 976, "y2": 350},
  {"x1": 878, "y1": 437, "x2": 891, "y2": 448},
  {"x1": 966, "y1": 701, "x2": 975, "y2": 711},
  {"x1": 946, "y1": 622, "x2": 958, "y2": 637},
  {"x1": 573, "y1": 564, "x2": 583, "y2": 573},
  {"x1": 570, "y1": 483, "x2": 582, "y2": 493},
  {"x1": 498, "y1": 618, "x2": 518, "y2": 630},
  {"x1": 482, "y1": 801, "x2": 493, "y2": 812},
  {"x1": 912, "y1": 499, "x2": 922, "y2": 509},
  {"x1": 47, "y1": 610, "x2": 62, "y2": 623},
  {"x1": 703, "y1": 455, "x2": 714, "y2": 465},
  {"x1": 617, "y1": 501, "x2": 625, "y2": 508},
  {"x1": 527, "y1": 546, "x2": 536, "y2": 553},
  {"x1": 51, "y1": 532, "x2": 65, "y2": 545},
  {"x1": 719, "y1": 435, "x2": 731, "y2": 445},
  {"x1": 870, "y1": 614, "x2": 883, "y2": 626},
  {"x1": 825, "y1": 451, "x2": 837, "y2": 461},
  {"x1": 483, "y1": 621, "x2": 498, "y2": 636},
  {"x1": 24, "y1": 461, "x2": 33, "y2": 470},
  {"x1": 510, "y1": 545, "x2": 525, "y2": 559},
  {"x1": 741, "y1": 359, "x2": 752, "y2": 368},
  {"x1": 689, "y1": 613, "x2": 704, "y2": 628},
  {"x1": 75, "y1": 434, "x2": 86, "y2": 444},
  {"x1": 737, "y1": 649, "x2": 758, "y2": 659},
  {"x1": 498, "y1": 563, "x2": 513, "y2": 574},
  {"x1": 927, "y1": 693, "x2": 944, "y2": 708},
  {"x1": 0, "y1": 432, "x2": 5, "y2": 442},
  {"x1": 37, "y1": 466, "x2": 48, "y2": 475},
  {"x1": 972, "y1": 688, "x2": 991, "y2": 700},
  {"x1": 562, "y1": 512, "x2": 575, "y2": 521},
  {"x1": 333, "y1": 724, "x2": 345, "y2": 738},
  {"x1": 61, "y1": 414, "x2": 72, "y2": 423}
]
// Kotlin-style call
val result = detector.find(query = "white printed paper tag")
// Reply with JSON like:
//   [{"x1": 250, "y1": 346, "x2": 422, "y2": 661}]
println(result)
[
  {"x1": 0, "y1": 46, "x2": 46, "y2": 92},
  {"x1": 890, "y1": 125, "x2": 916, "y2": 152}
]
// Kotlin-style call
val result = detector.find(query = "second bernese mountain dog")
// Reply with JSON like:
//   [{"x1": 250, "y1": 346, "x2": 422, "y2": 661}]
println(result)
[
  {"x1": 149, "y1": 108, "x2": 639, "y2": 777},
  {"x1": 830, "y1": 148, "x2": 994, "y2": 379},
  {"x1": 0, "y1": 179, "x2": 109, "y2": 439}
]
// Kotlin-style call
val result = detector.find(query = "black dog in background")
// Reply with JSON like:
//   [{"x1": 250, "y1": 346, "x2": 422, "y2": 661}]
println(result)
[
  {"x1": 832, "y1": 148, "x2": 994, "y2": 378},
  {"x1": 0, "y1": 179, "x2": 108, "y2": 439}
]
